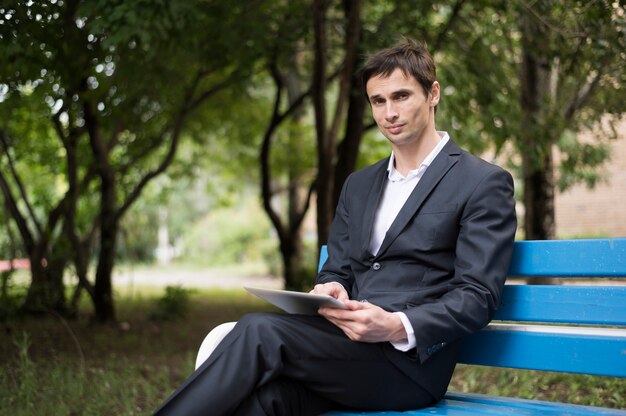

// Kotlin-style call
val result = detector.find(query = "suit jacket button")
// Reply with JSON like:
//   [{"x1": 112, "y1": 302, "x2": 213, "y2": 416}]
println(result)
[{"x1": 372, "y1": 262, "x2": 381, "y2": 271}]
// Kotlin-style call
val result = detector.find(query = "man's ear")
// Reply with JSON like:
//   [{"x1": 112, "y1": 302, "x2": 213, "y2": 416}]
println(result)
[{"x1": 429, "y1": 81, "x2": 441, "y2": 107}]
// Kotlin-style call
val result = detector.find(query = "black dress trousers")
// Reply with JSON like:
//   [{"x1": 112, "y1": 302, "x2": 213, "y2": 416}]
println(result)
[{"x1": 154, "y1": 312, "x2": 435, "y2": 416}]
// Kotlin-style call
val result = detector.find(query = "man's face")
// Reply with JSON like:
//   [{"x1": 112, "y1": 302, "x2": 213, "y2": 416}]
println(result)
[{"x1": 366, "y1": 68, "x2": 439, "y2": 148}]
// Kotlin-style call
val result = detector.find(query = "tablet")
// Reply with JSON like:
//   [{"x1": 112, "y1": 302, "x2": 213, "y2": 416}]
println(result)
[{"x1": 244, "y1": 286, "x2": 347, "y2": 315}]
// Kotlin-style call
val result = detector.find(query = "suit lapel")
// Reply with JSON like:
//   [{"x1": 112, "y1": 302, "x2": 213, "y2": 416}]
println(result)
[
  {"x1": 375, "y1": 140, "x2": 461, "y2": 257},
  {"x1": 360, "y1": 159, "x2": 389, "y2": 255}
]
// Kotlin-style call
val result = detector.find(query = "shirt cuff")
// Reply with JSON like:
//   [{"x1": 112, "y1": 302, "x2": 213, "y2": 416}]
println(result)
[{"x1": 390, "y1": 312, "x2": 417, "y2": 352}]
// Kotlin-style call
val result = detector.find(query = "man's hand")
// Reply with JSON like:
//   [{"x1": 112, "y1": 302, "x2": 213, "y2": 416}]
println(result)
[
  {"x1": 319, "y1": 300, "x2": 408, "y2": 344},
  {"x1": 310, "y1": 282, "x2": 350, "y2": 302}
]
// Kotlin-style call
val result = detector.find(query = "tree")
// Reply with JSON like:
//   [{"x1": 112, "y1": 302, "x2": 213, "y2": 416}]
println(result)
[
  {"x1": 516, "y1": 0, "x2": 625, "y2": 239},
  {"x1": 437, "y1": 0, "x2": 626, "y2": 240},
  {"x1": 0, "y1": 95, "x2": 71, "y2": 314},
  {"x1": 0, "y1": 0, "x2": 275, "y2": 321}
]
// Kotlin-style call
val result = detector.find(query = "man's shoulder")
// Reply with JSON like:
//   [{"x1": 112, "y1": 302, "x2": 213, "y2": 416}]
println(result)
[
  {"x1": 347, "y1": 157, "x2": 389, "y2": 182},
  {"x1": 450, "y1": 141, "x2": 511, "y2": 177},
  {"x1": 337, "y1": 157, "x2": 388, "y2": 200}
]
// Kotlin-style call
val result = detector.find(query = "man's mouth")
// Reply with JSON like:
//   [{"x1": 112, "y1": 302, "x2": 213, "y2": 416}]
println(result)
[{"x1": 387, "y1": 124, "x2": 404, "y2": 134}]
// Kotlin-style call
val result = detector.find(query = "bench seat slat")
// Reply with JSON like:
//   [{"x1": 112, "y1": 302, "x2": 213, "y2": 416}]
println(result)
[
  {"x1": 508, "y1": 239, "x2": 626, "y2": 277},
  {"x1": 325, "y1": 391, "x2": 626, "y2": 415},
  {"x1": 459, "y1": 326, "x2": 626, "y2": 377},
  {"x1": 495, "y1": 285, "x2": 626, "y2": 325}
]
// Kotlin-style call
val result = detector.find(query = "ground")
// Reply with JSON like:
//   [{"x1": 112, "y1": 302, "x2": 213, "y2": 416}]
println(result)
[{"x1": 1, "y1": 283, "x2": 624, "y2": 415}]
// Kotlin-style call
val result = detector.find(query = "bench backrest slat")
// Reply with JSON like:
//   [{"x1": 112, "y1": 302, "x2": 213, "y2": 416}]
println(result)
[
  {"x1": 318, "y1": 238, "x2": 626, "y2": 377},
  {"x1": 495, "y1": 285, "x2": 626, "y2": 325},
  {"x1": 459, "y1": 325, "x2": 626, "y2": 377},
  {"x1": 507, "y1": 238, "x2": 626, "y2": 277}
]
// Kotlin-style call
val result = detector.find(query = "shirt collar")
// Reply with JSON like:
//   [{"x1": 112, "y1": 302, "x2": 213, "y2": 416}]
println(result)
[{"x1": 387, "y1": 131, "x2": 450, "y2": 181}]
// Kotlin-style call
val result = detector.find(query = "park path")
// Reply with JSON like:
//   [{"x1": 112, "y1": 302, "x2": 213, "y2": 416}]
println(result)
[{"x1": 112, "y1": 266, "x2": 283, "y2": 289}]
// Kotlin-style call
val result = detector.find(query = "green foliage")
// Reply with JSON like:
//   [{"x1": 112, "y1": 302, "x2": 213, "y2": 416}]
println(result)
[
  {"x1": 441, "y1": 0, "x2": 625, "y2": 182},
  {"x1": 1, "y1": 0, "x2": 288, "y2": 319},
  {"x1": 0, "y1": 91, "x2": 68, "y2": 216},
  {"x1": 150, "y1": 285, "x2": 195, "y2": 321},
  {"x1": 356, "y1": 129, "x2": 396, "y2": 169},
  {"x1": 178, "y1": 195, "x2": 277, "y2": 267},
  {"x1": 557, "y1": 130, "x2": 612, "y2": 191},
  {"x1": 2, "y1": 0, "x2": 625, "y2": 315}
]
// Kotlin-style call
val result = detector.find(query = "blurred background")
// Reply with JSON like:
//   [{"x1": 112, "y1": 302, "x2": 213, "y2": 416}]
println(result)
[{"x1": 1, "y1": 0, "x2": 625, "y2": 414}]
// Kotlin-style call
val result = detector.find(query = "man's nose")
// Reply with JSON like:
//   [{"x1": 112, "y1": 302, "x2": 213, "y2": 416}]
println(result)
[{"x1": 385, "y1": 103, "x2": 399, "y2": 121}]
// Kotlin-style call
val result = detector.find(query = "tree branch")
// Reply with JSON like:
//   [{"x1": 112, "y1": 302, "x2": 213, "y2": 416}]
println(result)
[
  {"x1": 292, "y1": 176, "x2": 317, "y2": 233},
  {"x1": 434, "y1": 0, "x2": 466, "y2": 50},
  {"x1": 185, "y1": 69, "x2": 241, "y2": 114},
  {"x1": 563, "y1": 68, "x2": 603, "y2": 122},
  {"x1": 114, "y1": 65, "x2": 235, "y2": 220},
  {"x1": 0, "y1": 174, "x2": 35, "y2": 253},
  {"x1": 260, "y1": 66, "x2": 288, "y2": 244},
  {"x1": 520, "y1": 0, "x2": 586, "y2": 39},
  {"x1": 0, "y1": 132, "x2": 44, "y2": 237},
  {"x1": 114, "y1": 110, "x2": 185, "y2": 221},
  {"x1": 328, "y1": 0, "x2": 361, "y2": 145}
]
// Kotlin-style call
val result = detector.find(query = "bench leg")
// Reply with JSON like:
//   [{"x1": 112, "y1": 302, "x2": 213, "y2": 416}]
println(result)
[{"x1": 195, "y1": 321, "x2": 237, "y2": 370}]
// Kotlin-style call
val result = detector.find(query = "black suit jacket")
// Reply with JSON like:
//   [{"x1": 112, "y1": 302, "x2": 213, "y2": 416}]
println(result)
[{"x1": 317, "y1": 139, "x2": 517, "y2": 399}]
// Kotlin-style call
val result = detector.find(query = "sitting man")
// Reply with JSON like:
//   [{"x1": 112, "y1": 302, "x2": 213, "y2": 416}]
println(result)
[{"x1": 154, "y1": 38, "x2": 517, "y2": 416}]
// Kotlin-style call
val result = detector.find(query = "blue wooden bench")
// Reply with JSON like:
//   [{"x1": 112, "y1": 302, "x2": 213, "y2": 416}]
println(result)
[{"x1": 318, "y1": 238, "x2": 626, "y2": 415}]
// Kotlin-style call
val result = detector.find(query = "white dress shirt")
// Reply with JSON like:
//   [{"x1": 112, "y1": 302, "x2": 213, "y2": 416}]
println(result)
[{"x1": 370, "y1": 132, "x2": 450, "y2": 351}]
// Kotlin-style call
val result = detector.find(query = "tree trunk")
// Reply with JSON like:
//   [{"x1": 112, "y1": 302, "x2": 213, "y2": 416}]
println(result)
[
  {"x1": 261, "y1": 57, "x2": 316, "y2": 289},
  {"x1": 522, "y1": 151, "x2": 559, "y2": 285},
  {"x1": 333, "y1": 58, "x2": 366, "y2": 209},
  {"x1": 93, "y1": 208, "x2": 117, "y2": 322},
  {"x1": 1, "y1": 133, "x2": 69, "y2": 315},
  {"x1": 312, "y1": 0, "x2": 333, "y2": 247},
  {"x1": 519, "y1": 9, "x2": 555, "y2": 241},
  {"x1": 281, "y1": 235, "x2": 307, "y2": 291},
  {"x1": 522, "y1": 152, "x2": 555, "y2": 240},
  {"x1": 284, "y1": 143, "x2": 309, "y2": 291},
  {"x1": 22, "y1": 246, "x2": 67, "y2": 314},
  {"x1": 313, "y1": 0, "x2": 362, "y2": 247},
  {"x1": 92, "y1": 161, "x2": 118, "y2": 322},
  {"x1": 85, "y1": 102, "x2": 118, "y2": 323}
]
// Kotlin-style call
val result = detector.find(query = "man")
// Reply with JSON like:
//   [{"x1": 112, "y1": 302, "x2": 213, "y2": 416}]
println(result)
[{"x1": 155, "y1": 39, "x2": 516, "y2": 415}]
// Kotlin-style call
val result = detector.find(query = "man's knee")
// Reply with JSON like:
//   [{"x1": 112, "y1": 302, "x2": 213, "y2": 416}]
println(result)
[
  {"x1": 237, "y1": 312, "x2": 283, "y2": 336},
  {"x1": 235, "y1": 378, "x2": 333, "y2": 416},
  {"x1": 238, "y1": 312, "x2": 278, "y2": 327}
]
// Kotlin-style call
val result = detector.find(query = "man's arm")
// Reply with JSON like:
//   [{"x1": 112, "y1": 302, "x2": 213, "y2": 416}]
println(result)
[
  {"x1": 312, "y1": 174, "x2": 410, "y2": 345},
  {"x1": 315, "y1": 175, "x2": 355, "y2": 296},
  {"x1": 405, "y1": 167, "x2": 516, "y2": 362},
  {"x1": 315, "y1": 165, "x2": 515, "y2": 359}
]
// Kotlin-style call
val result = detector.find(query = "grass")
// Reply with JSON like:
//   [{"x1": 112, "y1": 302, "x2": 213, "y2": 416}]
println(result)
[
  {"x1": 0, "y1": 289, "x2": 274, "y2": 416},
  {"x1": 1, "y1": 289, "x2": 624, "y2": 415},
  {"x1": 450, "y1": 365, "x2": 625, "y2": 408}
]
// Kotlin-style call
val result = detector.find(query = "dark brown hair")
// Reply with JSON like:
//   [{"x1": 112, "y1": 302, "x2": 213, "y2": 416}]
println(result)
[{"x1": 361, "y1": 38, "x2": 436, "y2": 100}]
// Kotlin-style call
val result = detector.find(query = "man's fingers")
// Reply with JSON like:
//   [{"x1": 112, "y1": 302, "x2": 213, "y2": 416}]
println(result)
[{"x1": 310, "y1": 282, "x2": 349, "y2": 301}]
